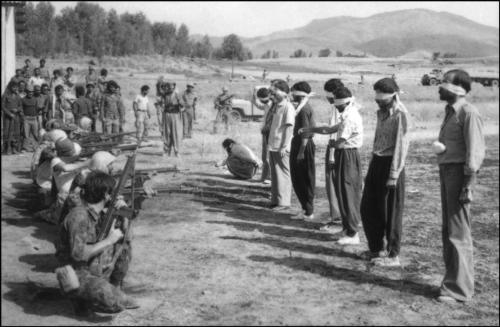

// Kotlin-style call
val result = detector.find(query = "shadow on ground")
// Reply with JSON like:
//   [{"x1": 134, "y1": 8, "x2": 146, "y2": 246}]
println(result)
[{"x1": 3, "y1": 282, "x2": 113, "y2": 324}]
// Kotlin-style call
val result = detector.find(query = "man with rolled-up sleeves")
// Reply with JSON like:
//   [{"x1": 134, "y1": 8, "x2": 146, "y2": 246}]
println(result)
[{"x1": 435, "y1": 69, "x2": 485, "y2": 303}]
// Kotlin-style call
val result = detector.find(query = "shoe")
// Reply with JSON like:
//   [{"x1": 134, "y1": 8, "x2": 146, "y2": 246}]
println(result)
[
  {"x1": 290, "y1": 212, "x2": 304, "y2": 220},
  {"x1": 337, "y1": 233, "x2": 360, "y2": 245},
  {"x1": 303, "y1": 214, "x2": 316, "y2": 221},
  {"x1": 272, "y1": 206, "x2": 290, "y2": 212},
  {"x1": 319, "y1": 223, "x2": 343, "y2": 234},
  {"x1": 372, "y1": 256, "x2": 401, "y2": 267},
  {"x1": 437, "y1": 295, "x2": 460, "y2": 303},
  {"x1": 120, "y1": 296, "x2": 140, "y2": 309},
  {"x1": 262, "y1": 179, "x2": 271, "y2": 185},
  {"x1": 359, "y1": 250, "x2": 384, "y2": 261},
  {"x1": 268, "y1": 203, "x2": 278, "y2": 209}
]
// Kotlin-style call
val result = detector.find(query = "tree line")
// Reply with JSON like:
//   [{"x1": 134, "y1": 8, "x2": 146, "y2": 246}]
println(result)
[{"x1": 16, "y1": 2, "x2": 252, "y2": 61}]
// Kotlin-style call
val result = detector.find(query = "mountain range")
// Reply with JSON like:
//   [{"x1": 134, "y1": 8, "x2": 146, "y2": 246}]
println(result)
[{"x1": 193, "y1": 9, "x2": 499, "y2": 58}]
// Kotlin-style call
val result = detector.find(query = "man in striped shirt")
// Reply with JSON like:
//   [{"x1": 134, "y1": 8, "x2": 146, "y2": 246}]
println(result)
[{"x1": 360, "y1": 78, "x2": 410, "y2": 267}]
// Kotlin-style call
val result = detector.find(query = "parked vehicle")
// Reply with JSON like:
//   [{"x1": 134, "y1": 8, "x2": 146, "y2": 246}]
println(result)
[
  {"x1": 421, "y1": 69, "x2": 499, "y2": 87},
  {"x1": 228, "y1": 85, "x2": 268, "y2": 122}
]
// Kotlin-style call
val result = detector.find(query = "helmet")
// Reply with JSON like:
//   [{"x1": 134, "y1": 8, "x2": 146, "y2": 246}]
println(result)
[{"x1": 89, "y1": 151, "x2": 117, "y2": 172}]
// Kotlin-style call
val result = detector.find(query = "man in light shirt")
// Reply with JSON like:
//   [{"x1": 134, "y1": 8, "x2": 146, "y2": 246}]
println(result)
[
  {"x1": 133, "y1": 85, "x2": 151, "y2": 142},
  {"x1": 28, "y1": 68, "x2": 45, "y2": 88},
  {"x1": 267, "y1": 79, "x2": 295, "y2": 211}
]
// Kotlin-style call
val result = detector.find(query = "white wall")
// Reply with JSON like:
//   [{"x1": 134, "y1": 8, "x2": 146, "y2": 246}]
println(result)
[{"x1": 2, "y1": 6, "x2": 16, "y2": 94}]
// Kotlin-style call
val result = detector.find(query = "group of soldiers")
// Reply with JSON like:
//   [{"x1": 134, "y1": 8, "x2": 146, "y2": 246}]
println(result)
[{"x1": 1, "y1": 60, "x2": 487, "y2": 317}]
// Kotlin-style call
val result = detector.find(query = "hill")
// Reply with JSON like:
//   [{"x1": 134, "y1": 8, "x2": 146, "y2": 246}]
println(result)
[{"x1": 196, "y1": 9, "x2": 499, "y2": 58}]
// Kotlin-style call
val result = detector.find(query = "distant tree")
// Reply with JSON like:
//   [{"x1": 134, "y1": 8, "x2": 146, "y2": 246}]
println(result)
[
  {"x1": 219, "y1": 34, "x2": 245, "y2": 61},
  {"x1": 443, "y1": 52, "x2": 457, "y2": 58},
  {"x1": 152, "y1": 22, "x2": 177, "y2": 55},
  {"x1": 336, "y1": 50, "x2": 343, "y2": 57},
  {"x1": 291, "y1": 49, "x2": 307, "y2": 58},
  {"x1": 173, "y1": 23, "x2": 191, "y2": 56},
  {"x1": 192, "y1": 35, "x2": 213, "y2": 59},
  {"x1": 318, "y1": 48, "x2": 331, "y2": 57},
  {"x1": 272, "y1": 50, "x2": 279, "y2": 58},
  {"x1": 309, "y1": 52, "x2": 313, "y2": 57},
  {"x1": 432, "y1": 52, "x2": 441, "y2": 61},
  {"x1": 261, "y1": 50, "x2": 271, "y2": 59},
  {"x1": 17, "y1": 2, "x2": 58, "y2": 57}
]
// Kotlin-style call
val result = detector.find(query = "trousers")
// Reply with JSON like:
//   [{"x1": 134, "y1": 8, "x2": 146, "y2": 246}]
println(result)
[
  {"x1": 333, "y1": 148, "x2": 362, "y2": 236},
  {"x1": 182, "y1": 108, "x2": 194, "y2": 138},
  {"x1": 290, "y1": 137, "x2": 315, "y2": 215},
  {"x1": 361, "y1": 155, "x2": 405, "y2": 257},
  {"x1": 162, "y1": 112, "x2": 183, "y2": 154},
  {"x1": 135, "y1": 111, "x2": 150, "y2": 140},
  {"x1": 260, "y1": 132, "x2": 271, "y2": 181},
  {"x1": 269, "y1": 150, "x2": 292, "y2": 206},
  {"x1": 23, "y1": 116, "x2": 40, "y2": 151},
  {"x1": 439, "y1": 163, "x2": 474, "y2": 301},
  {"x1": 325, "y1": 145, "x2": 342, "y2": 219}
]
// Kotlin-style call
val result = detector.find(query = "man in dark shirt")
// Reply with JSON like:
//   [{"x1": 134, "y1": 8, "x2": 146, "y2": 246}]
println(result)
[
  {"x1": 56, "y1": 171, "x2": 139, "y2": 315},
  {"x1": 85, "y1": 83, "x2": 100, "y2": 132},
  {"x1": 435, "y1": 69, "x2": 485, "y2": 303},
  {"x1": 10, "y1": 69, "x2": 26, "y2": 85},
  {"x1": 2, "y1": 81, "x2": 23, "y2": 154},
  {"x1": 100, "y1": 80, "x2": 125, "y2": 134},
  {"x1": 35, "y1": 84, "x2": 49, "y2": 127},
  {"x1": 72, "y1": 85, "x2": 93, "y2": 124},
  {"x1": 289, "y1": 81, "x2": 316, "y2": 220},
  {"x1": 21, "y1": 86, "x2": 40, "y2": 151}
]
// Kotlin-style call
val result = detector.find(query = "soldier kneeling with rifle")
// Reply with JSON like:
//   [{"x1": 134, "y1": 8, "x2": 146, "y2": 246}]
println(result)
[{"x1": 55, "y1": 171, "x2": 139, "y2": 316}]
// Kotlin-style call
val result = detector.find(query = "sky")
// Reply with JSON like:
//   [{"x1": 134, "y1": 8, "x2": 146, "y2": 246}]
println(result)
[{"x1": 44, "y1": 1, "x2": 499, "y2": 37}]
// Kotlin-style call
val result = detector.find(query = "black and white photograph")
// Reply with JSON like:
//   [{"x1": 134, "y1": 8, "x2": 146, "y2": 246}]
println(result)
[{"x1": 1, "y1": 1, "x2": 498, "y2": 325}]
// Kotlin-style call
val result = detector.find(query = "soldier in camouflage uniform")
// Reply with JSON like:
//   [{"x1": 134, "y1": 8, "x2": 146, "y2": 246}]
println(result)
[{"x1": 56, "y1": 171, "x2": 138, "y2": 315}]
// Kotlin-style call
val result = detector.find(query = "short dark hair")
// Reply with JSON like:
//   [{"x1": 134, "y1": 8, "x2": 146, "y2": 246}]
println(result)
[
  {"x1": 444, "y1": 69, "x2": 471, "y2": 93},
  {"x1": 53, "y1": 69, "x2": 62, "y2": 76},
  {"x1": 55, "y1": 85, "x2": 65, "y2": 92},
  {"x1": 86, "y1": 83, "x2": 95, "y2": 88},
  {"x1": 107, "y1": 80, "x2": 118, "y2": 91},
  {"x1": 256, "y1": 87, "x2": 270, "y2": 98},
  {"x1": 373, "y1": 78, "x2": 399, "y2": 93},
  {"x1": 16, "y1": 68, "x2": 22, "y2": 73},
  {"x1": 81, "y1": 171, "x2": 116, "y2": 204},
  {"x1": 34, "y1": 67, "x2": 40, "y2": 72},
  {"x1": 100, "y1": 68, "x2": 108, "y2": 76},
  {"x1": 7, "y1": 81, "x2": 18, "y2": 90},
  {"x1": 40, "y1": 58, "x2": 46, "y2": 63},
  {"x1": 25, "y1": 59, "x2": 31, "y2": 63},
  {"x1": 66, "y1": 67, "x2": 73, "y2": 73},
  {"x1": 18, "y1": 80, "x2": 26, "y2": 86},
  {"x1": 222, "y1": 138, "x2": 236, "y2": 150},
  {"x1": 324, "y1": 79, "x2": 344, "y2": 93},
  {"x1": 291, "y1": 81, "x2": 311, "y2": 94},
  {"x1": 41, "y1": 83, "x2": 49, "y2": 90},
  {"x1": 333, "y1": 87, "x2": 352, "y2": 99},
  {"x1": 141, "y1": 85, "x2": 150, "y2": 92},
  {"x1": 75, "y1": 85, "x2": 85, "y2": 97},
  {"x1": 272, "y1": 79, "x2": 290, "y2": 94}
]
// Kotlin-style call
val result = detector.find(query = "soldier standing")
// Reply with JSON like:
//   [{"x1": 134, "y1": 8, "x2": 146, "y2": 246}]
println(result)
[
  {"x1": 181, "y1": 83, "x2": 198, "y2": 138},
  {"x1": 214, "y1": 86, "x2": 233, "y2": 131},
  {"x1": 100, "y1": 80, "x2": 125, "y2": 134},
  {"x1": 155, "y1": 82, "x2": 183, "y2": 157}
]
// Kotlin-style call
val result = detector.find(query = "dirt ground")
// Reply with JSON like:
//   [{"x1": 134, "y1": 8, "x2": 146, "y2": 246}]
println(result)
[{"x1": 1, "y1": 118, "x2": 498, "y2": 325}]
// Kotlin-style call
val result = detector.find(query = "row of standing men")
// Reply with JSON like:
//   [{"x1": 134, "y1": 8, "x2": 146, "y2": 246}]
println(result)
[{"x1": 252, "y1": 71, "x2": 484, "y2": 304}]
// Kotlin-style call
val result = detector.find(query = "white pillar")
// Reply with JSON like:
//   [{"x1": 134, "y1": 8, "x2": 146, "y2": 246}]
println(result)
[{"x1": 2, "y1": 6, "x2": 16, "y2": 94}]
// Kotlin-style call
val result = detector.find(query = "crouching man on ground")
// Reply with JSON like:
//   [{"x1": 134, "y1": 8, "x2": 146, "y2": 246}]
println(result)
[{"x1": 55, "y1": 171, "x2": 139, "y2": 316}]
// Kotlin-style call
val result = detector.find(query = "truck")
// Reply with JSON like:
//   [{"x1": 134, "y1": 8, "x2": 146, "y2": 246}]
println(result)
[
  {"x1": 226, "y1": 85, "x2": 268, "y2": 122},
  {"x1": 421, "y1": 69, "x2": 499, "y2": 87}
]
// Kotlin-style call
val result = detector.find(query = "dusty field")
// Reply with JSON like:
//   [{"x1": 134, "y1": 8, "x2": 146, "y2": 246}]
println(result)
[{"x1": 2, "y1": 56, "x2": 499, "y2": 325}]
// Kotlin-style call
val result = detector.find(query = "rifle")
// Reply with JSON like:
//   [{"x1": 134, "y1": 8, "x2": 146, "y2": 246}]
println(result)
[
  {"x1": 99, "y1": 138, "x2": 143, "y2": 278},
  {"x1": 76, "y1": 131, "x2": 136, "y2": 144},
  {"x1": 79, "y1": 142, "x2": 153, "y2": 158}
]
